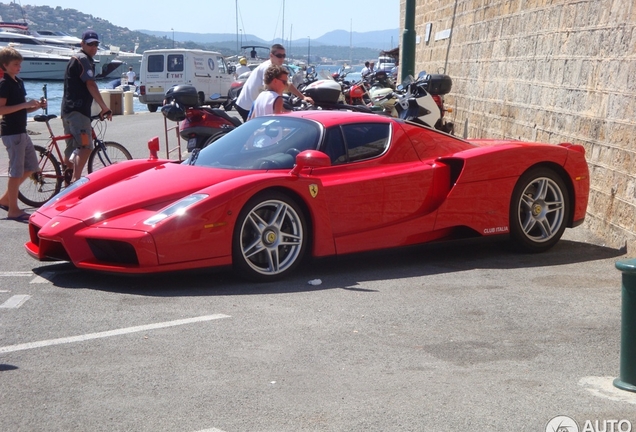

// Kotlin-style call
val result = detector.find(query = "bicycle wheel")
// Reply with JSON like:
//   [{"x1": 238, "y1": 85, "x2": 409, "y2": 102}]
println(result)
[
  {"x1": 88, "y1": 141, "x2": 133, "y2": 173},
  {"x1": 18, "y1": 145, "x2": 63, "y2": 208}
]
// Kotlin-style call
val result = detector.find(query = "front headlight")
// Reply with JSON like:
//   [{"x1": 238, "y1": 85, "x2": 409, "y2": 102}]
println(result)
[
  {"x1": 41, "y1": 177, "x2": 90, "y2": 210},
  {"x1": 143, "y1": 193, "x2": 208, "y2": 226}
]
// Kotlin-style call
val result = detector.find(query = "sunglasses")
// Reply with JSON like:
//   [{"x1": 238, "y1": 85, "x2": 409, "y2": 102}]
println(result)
[
  {"x1": 272, "y1": 53, "x2": 286, "y2": 59},
  {"x1": 86, "y1": 42, "x2": 99, "y2": 47}
]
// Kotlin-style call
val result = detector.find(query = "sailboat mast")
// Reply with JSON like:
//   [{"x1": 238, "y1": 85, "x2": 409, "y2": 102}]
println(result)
[
  {"x1": 350, "y1": 19, "x2": 353, "y2": 65},
  {"x1": 281, "y1": 0, "x2": 285, "y2": 43},
  {"x1": 235, "y1": 0, "x2": 239, "y2": 53}
]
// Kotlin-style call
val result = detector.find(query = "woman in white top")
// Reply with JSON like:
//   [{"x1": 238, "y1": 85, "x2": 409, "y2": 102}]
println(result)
[{"x1": 248, "y1": 64, "x2": 289, "y2": 120}]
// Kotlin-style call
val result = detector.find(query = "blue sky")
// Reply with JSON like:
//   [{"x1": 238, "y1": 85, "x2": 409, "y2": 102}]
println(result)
[{"x1": 28, "y1": 0, "x2": 400, "y2": 40}]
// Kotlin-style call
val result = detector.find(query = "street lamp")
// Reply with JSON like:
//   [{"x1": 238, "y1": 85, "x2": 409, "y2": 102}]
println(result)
[
  {"x1": 307, "y1": 36, "x2": 310, "y2": 66},
  {"x1": 171, "y1": 28, "x2": 174, "y2": 48}
]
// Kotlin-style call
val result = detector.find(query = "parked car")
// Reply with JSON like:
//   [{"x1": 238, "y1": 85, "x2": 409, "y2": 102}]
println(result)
[{"x1": 25, "y1": 111, "x2": 589, "y2": 281}]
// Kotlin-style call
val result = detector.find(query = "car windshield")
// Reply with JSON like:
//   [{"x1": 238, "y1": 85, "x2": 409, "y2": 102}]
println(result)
[{"x1": 190, "y1": 116, "x2": 322, "y2": 170}]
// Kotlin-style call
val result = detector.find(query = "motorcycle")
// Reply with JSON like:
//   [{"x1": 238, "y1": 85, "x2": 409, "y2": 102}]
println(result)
[
  {"x1": 366, "y1": 70, "x2": 398, "y2": 115},
  {"x1": 296, "y1": 67, "x2": 373, "y2": 113},
  {"x1": 394, "y1": 71, "x2": 455, "y2": 134},
  {"x1": 161, "y1": 85, "x2": 242, "y2": 160}
]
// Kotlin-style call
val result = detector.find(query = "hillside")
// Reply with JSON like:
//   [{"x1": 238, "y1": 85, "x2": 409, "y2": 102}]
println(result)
[{"x1": 0, "y1": 2, "x2": 396, "y2": 63}]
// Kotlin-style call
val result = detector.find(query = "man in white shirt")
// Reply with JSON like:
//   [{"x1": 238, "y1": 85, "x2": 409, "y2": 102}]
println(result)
[
  {"x1": 234, "y1": 57, "x2": 251, "y2": 79},
  {"x1": 126, "y1": 67, "x2": 136, "y2": 85},
  {"x1": 235, "y1": 44, "x2": 312, "y2": 121},
  {"x1": 360, "y1": 61, "x2": 371, "y2": 79}
]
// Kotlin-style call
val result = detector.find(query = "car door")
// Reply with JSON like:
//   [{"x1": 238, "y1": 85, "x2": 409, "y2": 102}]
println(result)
[
  {"x1": 213, "y1": 54, "x2": 233, "y2": 97},
  {"x1": 313, "y1": 123, "x2": 439, "y2": 254}
]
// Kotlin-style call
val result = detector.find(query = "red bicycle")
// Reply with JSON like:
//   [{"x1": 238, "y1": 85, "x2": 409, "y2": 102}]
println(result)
[{"x1": 19, "y1": 113, "x2": 132, "y2": 207}]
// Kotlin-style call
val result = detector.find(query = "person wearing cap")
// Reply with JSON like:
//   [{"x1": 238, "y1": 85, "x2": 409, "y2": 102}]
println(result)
[
  {"x1": 234, "y1": 57, "x2": 250, "y2": 79},
  {"x1": 61, "y1": 29, "x2": 112, "y2": 183}
]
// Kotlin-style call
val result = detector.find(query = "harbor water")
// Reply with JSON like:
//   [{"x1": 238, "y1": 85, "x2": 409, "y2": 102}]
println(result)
[{"x1": 23, "y1": 80, "x2": 149, "y2": 118}]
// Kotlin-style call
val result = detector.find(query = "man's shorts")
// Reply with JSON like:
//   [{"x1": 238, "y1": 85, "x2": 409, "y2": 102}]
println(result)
[
  {"x1": 62, "y1": 111, "x2": 93, "y2": 159},
  {"x1": 2, "y1": 133, "x2": 40, "y2": 178}
]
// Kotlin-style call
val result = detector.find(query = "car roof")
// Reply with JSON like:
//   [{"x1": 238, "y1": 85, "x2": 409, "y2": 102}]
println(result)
[{"x1": 284, "y1": 110, "x2": 395, "y2": 127}]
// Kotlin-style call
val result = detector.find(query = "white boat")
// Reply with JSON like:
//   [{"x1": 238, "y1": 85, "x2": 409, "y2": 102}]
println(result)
[
  {"x1": 13, "y1": 49, "x2": 70, "y2": 80},
  {"x1": 0, "y1": 23, "x2": 123, "y2": 79},
  {"x1": 110, "y1": 44, "x2": 142, "y2": 77}
]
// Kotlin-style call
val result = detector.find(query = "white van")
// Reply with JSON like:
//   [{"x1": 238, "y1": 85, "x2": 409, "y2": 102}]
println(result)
[{"x1": 139, "y1": 49, "x2": 234, "y2": 112}]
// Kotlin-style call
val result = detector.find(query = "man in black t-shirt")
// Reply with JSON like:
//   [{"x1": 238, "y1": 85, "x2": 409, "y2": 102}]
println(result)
[
  {"x1": 61, "y1": 30, "x2": 112, "y2": 183},
  {"x1": 0, "y1": 47, "x2": 47, "y2": 221}
]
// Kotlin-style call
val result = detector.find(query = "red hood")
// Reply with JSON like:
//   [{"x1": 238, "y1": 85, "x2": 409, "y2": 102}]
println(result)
[{"x1": 41, "y1": 163, "x2": 260, "y2": 222}]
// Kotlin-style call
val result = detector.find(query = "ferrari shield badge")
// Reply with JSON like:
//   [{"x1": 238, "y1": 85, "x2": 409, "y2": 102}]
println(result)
[{"x1": 309, "y1": 184, "x2": 319, "y2": 198}]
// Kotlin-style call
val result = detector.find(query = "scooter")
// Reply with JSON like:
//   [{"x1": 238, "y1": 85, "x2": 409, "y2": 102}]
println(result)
[
  {"x1": 367, "y1": 70, "x2": 398, "y2": 115},
  {"x1": 394, "y1": 72, "x2": 455, "y2": 134},
  {"x1": 298, "y1": 67, "x2": 373, "y2": 113},
  {"x1": 161, "y1": 85, "x2": 242, "y2": 158}
]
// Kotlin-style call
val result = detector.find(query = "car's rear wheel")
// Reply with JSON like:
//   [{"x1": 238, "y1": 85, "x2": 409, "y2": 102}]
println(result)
[
  {"x1": 233, "y1": 191, "x2": 308, "y2": 281},
  {"x1": 509, "y1": 167, "x2": 570, "y2": 252}
]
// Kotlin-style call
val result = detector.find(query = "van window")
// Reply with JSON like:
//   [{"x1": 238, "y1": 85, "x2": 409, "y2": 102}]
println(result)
[
  {"x1": 215, "y1": 55, "x2": 226, "y2": 73},
  {"x1": 147, "y1": 54, "x2": 164, "y2": 73},
  {"x1": 168, "y1": 55, "x2": 184, "y2": 72}
]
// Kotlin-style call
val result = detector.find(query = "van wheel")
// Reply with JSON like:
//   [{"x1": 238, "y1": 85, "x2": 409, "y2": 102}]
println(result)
[{"x1": 147, "y1": 104, "x2": 159, "y2": 113}]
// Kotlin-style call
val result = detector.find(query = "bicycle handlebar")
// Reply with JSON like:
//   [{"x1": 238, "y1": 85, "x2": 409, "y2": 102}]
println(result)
[{"x1": 90, "y1": 110, "x2": 112, "y2": 121}]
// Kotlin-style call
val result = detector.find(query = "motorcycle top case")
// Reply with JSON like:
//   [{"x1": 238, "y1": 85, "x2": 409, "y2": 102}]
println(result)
[
  {"x1": 304, "y1": 80, "x2": 341, "y2": 104},
  {"x1": 425, "y1": 74, "x2": 452, "y2": 95},
  {"x1": 164, "y1": 85, "x2": 200, "y2": 107}
]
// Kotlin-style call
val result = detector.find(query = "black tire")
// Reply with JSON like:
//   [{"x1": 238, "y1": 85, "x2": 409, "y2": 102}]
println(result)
[
  {"x1": 509, "y1": 167, "x2": 570, "y2": 253},
  {"x1": 201, "y1": 130, "x2": 230, "y2": 148},
  {"x1": 232, "y1": 191, "x2": 308, "y2": 282},
  {"x1": 18, "y1": 145, "x2": 62, "y2": 208},
  {"x1": 88, "y1": 141, "x2": 133, "y2": 173},
  {"x1": 148, "y1": 104, "x2": 159, "y2": 113}
]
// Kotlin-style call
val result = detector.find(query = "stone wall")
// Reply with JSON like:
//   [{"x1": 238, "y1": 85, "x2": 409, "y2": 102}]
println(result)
[{"x1": 401, "y1": 0, "x2": 636, "y2": 252}]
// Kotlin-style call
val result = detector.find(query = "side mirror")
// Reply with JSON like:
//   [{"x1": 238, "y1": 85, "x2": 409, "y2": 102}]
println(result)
[
  {"x1": 228, "y1": 65, "x2": 236, "y2": 74},
  {"x1": 148, "y1": 136, "x2": 160, "y2": 160},
  {"x1": 290, "y1": 150, "x2": 331, "y2": 175}
]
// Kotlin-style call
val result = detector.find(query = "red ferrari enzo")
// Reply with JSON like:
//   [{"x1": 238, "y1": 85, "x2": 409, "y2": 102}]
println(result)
[{"x1": 25, "y1": 111, "x2": 589, "y2": 281}]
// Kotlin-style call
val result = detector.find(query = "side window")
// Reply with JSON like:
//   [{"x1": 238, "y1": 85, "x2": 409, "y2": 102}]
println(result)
[
  {"x1": 147, "y1": 55, "x2": 164, "y2": 73},
  {"x1": 167, "y1": 55, "x2": 184, "y2": 72},
  {"x1": 341, "y1": 123, "x2": 390, "y2": 162},
  {"x1": 322, "y1": 126, "x2": 347, "y2": 164},
  {"x1": 216, "y1": 56, "x2": 226, "y2": 73}
]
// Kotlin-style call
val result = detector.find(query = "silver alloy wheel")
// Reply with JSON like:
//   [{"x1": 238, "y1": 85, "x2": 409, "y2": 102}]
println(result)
[
  {"x1": 516, "y1": 176, "x2": 565, "y2": 243},
  {"x1": 239, "y1": 199, "x2": 304, "y2": 276}
]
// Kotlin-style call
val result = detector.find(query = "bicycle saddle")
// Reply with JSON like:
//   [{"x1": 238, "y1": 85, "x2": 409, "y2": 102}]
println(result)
[{"x1": 33, "y1": 114, "x2": 58, "y2": 122}]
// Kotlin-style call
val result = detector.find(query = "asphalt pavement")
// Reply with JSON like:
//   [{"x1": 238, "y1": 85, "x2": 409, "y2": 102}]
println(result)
[{"x1": 0, "y1": 109, "x2": 635, "y2": 431}]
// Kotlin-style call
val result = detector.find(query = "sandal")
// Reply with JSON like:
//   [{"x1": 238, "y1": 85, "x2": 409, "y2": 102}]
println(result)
[{"x1": 7, "y1": 213, "x2": 30, "y2": 222}]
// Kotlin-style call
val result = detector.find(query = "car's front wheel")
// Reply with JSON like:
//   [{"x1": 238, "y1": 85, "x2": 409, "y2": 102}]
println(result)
[
  {"x1": 233, "y1": 191, "x2": 308, "y2": 281},
  {"x1": 509, "y1": 167, "x2": 570, "y2": 252}
]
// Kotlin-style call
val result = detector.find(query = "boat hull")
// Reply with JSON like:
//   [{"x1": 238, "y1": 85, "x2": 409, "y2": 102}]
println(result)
[{"x1": 18, "y1": 55, "x2": 69, "y2": 80}]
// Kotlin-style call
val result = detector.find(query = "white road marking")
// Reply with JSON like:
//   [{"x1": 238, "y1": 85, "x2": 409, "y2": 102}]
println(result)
[
  {"x1": 193, "y1": 429, "x2": 228, "y2": 432},
  {"x1": 0, "y1": 271, "x2": 33, "y2": 277},
  {"x1": 30, "y1": 272, "x2": 54, "y2": 283},
  {"x1": 0, "y1": 295, "x2": 31, "y2": 309},
  {"x1": 0, "y1": 314, "x2": 231, "y2": 354}
]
